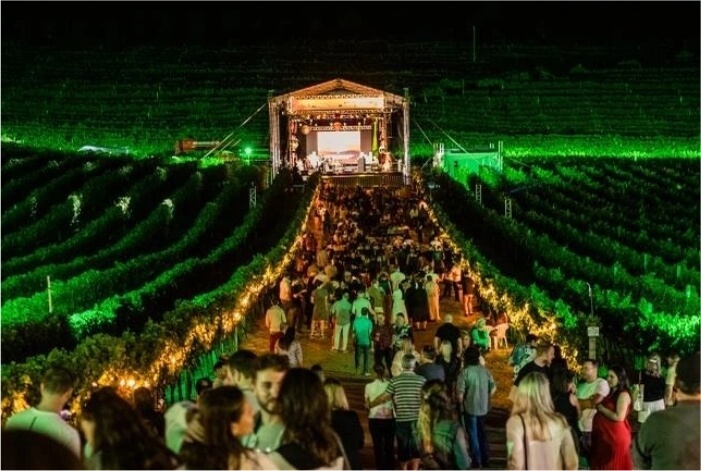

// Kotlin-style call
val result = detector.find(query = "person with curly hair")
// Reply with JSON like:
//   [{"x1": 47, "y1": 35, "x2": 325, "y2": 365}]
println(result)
[{"x1": 417, "y1": 380, "x2": 471, "y2": 470}]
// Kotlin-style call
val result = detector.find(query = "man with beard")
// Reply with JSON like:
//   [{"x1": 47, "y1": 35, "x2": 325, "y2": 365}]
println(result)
[{"x1": 243, "y1": 354, "x2": 289, "y2": 453}]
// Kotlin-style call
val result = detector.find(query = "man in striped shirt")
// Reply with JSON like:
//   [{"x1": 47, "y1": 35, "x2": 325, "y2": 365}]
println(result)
[{"x1": 369, "y1": 354, "x2": 425, "y2": 470}]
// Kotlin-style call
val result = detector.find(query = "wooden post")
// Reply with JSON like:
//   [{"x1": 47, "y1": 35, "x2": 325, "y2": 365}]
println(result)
[{"x1": 47, "y1": 276, "x2": 53, "y2": 313}]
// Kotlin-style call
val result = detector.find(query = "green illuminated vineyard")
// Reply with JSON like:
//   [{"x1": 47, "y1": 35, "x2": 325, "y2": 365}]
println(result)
[{"x1": 1, "y1": 39, "x2": 699, "y2": 417}]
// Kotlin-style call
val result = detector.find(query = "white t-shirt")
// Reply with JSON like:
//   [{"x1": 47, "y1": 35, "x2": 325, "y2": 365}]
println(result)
[
  {"x1": 365, "y1": 379, "x2": 394, "y2": 419},
  {"x1": 576, "y1": 378, "x2": 610, "y2": 432},
  {"x1": 5, "y1": 407, "x2": 81, "y2": 457}
]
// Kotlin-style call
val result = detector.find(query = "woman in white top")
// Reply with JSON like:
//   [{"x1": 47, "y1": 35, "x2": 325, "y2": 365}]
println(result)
[
  {"x1": 506, "y1": 372, "x2": 579, "y2": 470},
  {"x1": 391, "y1": 282, "x2": 407, "y2": 324},
  {"x1": 365, "y1": 363, "x2": 395, "y2": 470}
]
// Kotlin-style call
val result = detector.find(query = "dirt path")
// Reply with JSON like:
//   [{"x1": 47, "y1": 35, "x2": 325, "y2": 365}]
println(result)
[{"x1": 239, "y1": 184, "x2": 517, "y2": 468}]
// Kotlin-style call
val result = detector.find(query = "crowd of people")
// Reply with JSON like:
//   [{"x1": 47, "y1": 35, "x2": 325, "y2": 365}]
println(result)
[
  {"x1": 2, "y1": 180, "x2": 699, "y2": 470},
  {"x1": 2, "y1": 345, "x2": 698, "y2": 470}
]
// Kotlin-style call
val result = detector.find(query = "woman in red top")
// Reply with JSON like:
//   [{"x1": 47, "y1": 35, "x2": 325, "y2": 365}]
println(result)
[{"x1": 590, "y1": 364, "x2": 633, "y2": 470}]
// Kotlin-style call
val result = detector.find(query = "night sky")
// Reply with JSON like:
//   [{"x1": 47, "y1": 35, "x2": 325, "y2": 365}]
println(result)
[{"x1": 2, "y1": 2, "x2": 699, "y2": 47}]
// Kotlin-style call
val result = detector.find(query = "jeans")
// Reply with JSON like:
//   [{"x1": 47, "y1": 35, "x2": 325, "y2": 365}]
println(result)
[
  {"x1": 355, "y1": 344, "x2": 370, "y2": 374},
  {"x1": 369, "y1": 418, "x2": 396, "y2": 470},
  {"x1": 464, "y1": 413, "x2": 489, "y2": 466},
  {"x1": 374, "y1": 347, "x2": 393, "y2": 375},
  {"x1": 333, "y1": 322, "x2": 351, "y2": 351}
]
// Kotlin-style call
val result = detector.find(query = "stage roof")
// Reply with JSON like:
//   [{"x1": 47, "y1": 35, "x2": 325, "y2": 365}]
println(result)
[{"x1": 270, "y1": 78, "x2": 405, "y2": 115}]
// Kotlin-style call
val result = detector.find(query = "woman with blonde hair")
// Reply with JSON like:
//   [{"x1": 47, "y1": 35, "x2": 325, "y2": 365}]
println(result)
[
  {"x1": 506, "y1": 372, "x2": 578, "y2": 470},
  {"x1": 638, "y1": 353, "x2": 666, "y2": 423},
  {"x1": 324, "y1": 378, "x2": 364, "y2": 470},
  {"x1": 417, "y1": 380, "x2": 471, "y2": 470}
]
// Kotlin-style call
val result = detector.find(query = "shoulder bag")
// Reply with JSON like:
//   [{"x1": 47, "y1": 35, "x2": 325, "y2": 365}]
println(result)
[{"x1": 519, "y1": 414, "x2": 529, "y2": 470}]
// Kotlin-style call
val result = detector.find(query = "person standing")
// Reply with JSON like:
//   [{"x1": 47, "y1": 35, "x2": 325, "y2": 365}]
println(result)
[
  {"x1": 369, "y1": 354, "x2": 426, "y2": 471},
  {"x1": 637, "y1": 354, "x2": 666, "y2": 423},
  {"x1": 391, "y1": 335, "x2": 420, "y2": 379},
  {"x1": 331, "y1": 291, "x2": 353, "y2": 353},
  {"x1": 417, "y1": 380, "x2": 471, "y2": 470},
  {"x1": 390, "y1": 265, "x2": 406, "y2": 293},
  {"x1": 434, "y1": 314, "x2": 462, "y2": 358},
  {"x1": 663, "y1": 352, "x2": 680, "y2": 407},
  {"x1": 224, "y1": 349, "x2": 260, "y2": 416},
  {"x1": 365, "y1": 363, "x2": 395, "y2": 470},
  {"x1": 634, "y1": 352, "x2": 700, "y2": 470},
  {"x1": 576, "y1": 358, "x2": 610, "y2": 461},
  {"x1": 435, "y1": 339, "x2": 462, "y2": 404},
  {"x1": 80, "y1": 387, "x2": 180, "y2": 470},
  {"x1": 352, "y1": 307, "x2": 374, "y2": 376},
  {"x1": 367, "y1": 278, "x2": 386, "y2": 317},
  {"x1": 274, "y1": 326, "x2": 304, "y2": 368},
  {"x1": 392, "y1": 282, "x2": 408, "y2": 325},
  {"x1": 462, "y1": 274, "x2": 475, "y2": 316},
  {"x1": 268, "y1": 368, "x2": 346, "y2": 470},
  {"x1": 352, "y1": 289, "x2": 375, "y2": 324},
  {"x1": 279, "y1": 273, "x2": 293, "y2": 324},
  {"x1": 507, "y1": 334, "x2": 538, "y2": 382},
  {"x1": 5, "y1": 366, "x2": 81, "y2": 458},
  {"x1": 424, "y1": 275, "x2": 441, "y2": 322},
  {"x1": 265, "y1": 299, "x2": 286, "y2": 352},
  {"x1": 179, "y1": 386, "x2": 277, "y2": 470},
  {"x1": 415, "y1": 345, "x2": 445, "y2": 383},
  {"x1": 589, "y1": 365, "x2": 633, "y2": 470},
  {"x1": 290, "y1": 274, "x2": 307, "y2": 332},
  {"x1": 372, "y1": 313, "x2": 394, "y2": 374},
  {"x1": 456, "y1": 346, "x2": 497, "y2": 469},
  {"x1": 244, "y1": 354, "x2": 290, "y2": 454},
  {"x1": 506, "y1": 372, "x2": 578, "y2": 470},
  {"x1": 324, "y1": 379, "x2": 365, "y2": 470},
  {"x1": 311, "y1": 280, "x2": 330, "y2": 339},
  {"x1": 510, "y1": 342, "x2": 555, "y2": 400},
  {"x1": 410, "y1": 277, "x2": 430, "y2": 332},
  {"x1": 550, "y1": 368, "x2": 581, "y2": 453}
]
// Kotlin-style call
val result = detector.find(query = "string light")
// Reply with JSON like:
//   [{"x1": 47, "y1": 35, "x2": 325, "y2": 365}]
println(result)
[{"x1": 71, "y1": 182, "x2": 322, "y2": 411}]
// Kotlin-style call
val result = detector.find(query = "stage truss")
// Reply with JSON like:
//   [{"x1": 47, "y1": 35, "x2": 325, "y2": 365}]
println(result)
[{"x1": 268, "y1": 78, "x2": 411, "y2": 183}]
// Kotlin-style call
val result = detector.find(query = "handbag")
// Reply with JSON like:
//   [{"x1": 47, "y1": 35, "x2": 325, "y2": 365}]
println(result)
[
  {"x1": 519, "y1": 414, "x2": 529, "y2": 470},
  {"x1": 420, "y1": 452, "x2": 449, "y2": 470},
  {"x1": 633, "y1": 371, "x2": 643, "y2": 412}
]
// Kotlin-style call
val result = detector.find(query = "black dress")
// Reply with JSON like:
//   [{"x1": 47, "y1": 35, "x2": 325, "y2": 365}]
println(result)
[
  {"x1": 552, "y1": 391, "x2": 581, "y2": 446},
  {"x1": 411, "y1": 284, "x2": 430, "y2": 324},
  {"x1": 331, "y1": 408, "x2": 365, "y2": 470}
]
